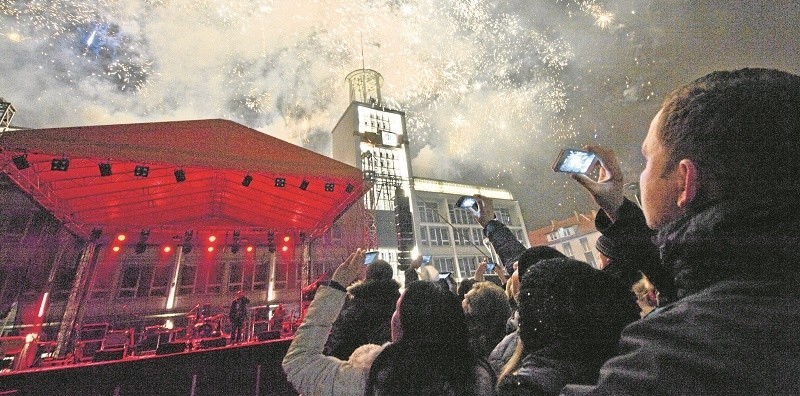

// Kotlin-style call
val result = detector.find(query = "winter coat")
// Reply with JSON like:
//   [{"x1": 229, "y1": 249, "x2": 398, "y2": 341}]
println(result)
[
  {"x1": 282, "y1": 285, "x2": 387, "y2": 396},
  {"x1": 499, "y1": 353, "x2": 598, "y2": 396},
  {"x1": 562, "y1": 199, "x2": 800, "y2": 395},
  {"x1": 483, "y1": 219, "x2": 527, "y2": 274},
  {"x1": 489, "y1": 331, "x2": 519, "y2": 374},
  {"x1": 324, "y1": 278, "x2": 400, "y2": 360}
]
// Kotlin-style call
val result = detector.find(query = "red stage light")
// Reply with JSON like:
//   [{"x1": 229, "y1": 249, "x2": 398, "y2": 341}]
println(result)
[
  {"x1": 207, "y1": 246, "x2": 214, "y2": 252},
  {"x1": 283, "y1": 236, "x2": 290, "y2": 242},
  {"x1": 112, "y1": 246, "x2": 120, "y2": 252},
  {"x1": 281, "y1": 245, "x2": 288, "y2": 252},
  {"x1": 163, "y1": 246, "x2": 172, "y2": 253},
  {"x1": 246, "y1": 246, "x2": 253, "y2": 252},
  {"x1": 209, "y1": 235, "x2": 217, "y2": 242},
  {"x1": 117, "y1": 234, "x2": 126, "y2": 241}
]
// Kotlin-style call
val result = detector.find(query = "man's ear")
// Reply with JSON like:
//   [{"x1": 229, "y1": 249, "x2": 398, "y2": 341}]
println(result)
[{"x1": 676, "y1": 159, "x2": 698, "y2": 208}]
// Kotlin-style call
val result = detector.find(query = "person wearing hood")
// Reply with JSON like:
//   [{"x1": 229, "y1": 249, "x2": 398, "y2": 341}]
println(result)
[{"x1": 324, "y1": 259, "x2": 400, "y2": 360}]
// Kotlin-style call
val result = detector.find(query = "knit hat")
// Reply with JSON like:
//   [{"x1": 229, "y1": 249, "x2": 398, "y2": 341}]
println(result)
[
  {"x1": 367, "y1": 260, "x2": 394, "y2": 281},
  {"x1": 516, "y1": 246, "x2": 567, "y2": 277},
  {"x1": 517, "y1": 257, "x2": 639, "y2": 360},
  {"x1": 594, "y1": 235, "x2": 621, "y2": 261}
]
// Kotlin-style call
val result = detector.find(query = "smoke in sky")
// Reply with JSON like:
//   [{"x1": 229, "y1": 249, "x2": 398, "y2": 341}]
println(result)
[{"x1": 2, "y1": 0, "x2": 798, "y2": 229}]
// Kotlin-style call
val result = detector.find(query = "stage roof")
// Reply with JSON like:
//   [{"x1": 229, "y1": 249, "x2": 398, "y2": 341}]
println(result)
[{"x1": 0, "y1": 119, "x2": 370, "y2": 245}]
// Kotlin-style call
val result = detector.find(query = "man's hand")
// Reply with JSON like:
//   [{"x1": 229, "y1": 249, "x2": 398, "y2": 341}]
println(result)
[
  {"x1": 570, "y1": 145, "x2": 625, "y2": 221},
  {"x1": 331, "y1": 249, "x2": 366, "y2": 287},
  {"x1": 474, "y1": 194, "x2": 496, "y2": 226},
  {"x1": 409, "y1": 255, "x2": 423, "y2": 270}
]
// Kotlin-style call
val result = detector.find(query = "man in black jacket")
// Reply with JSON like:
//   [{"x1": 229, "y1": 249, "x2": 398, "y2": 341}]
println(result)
[{"x1": 558, "y1": 68, "x2": 800, "y2": 394}]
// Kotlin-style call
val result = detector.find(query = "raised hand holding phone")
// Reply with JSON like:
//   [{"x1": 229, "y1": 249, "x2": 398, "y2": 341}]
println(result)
[{"x1": 568, "y1": 145, "x2": 625, "y2": 221}]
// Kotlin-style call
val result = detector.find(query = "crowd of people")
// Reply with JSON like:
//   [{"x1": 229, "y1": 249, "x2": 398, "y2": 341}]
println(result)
[{"x1": 283, "y1": 68, "x2": 800, "y2": 395}]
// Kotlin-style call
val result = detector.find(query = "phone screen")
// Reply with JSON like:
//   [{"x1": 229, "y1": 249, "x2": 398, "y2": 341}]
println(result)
[
  {"x1": 364, "y1": 251, "x2": 379, "y2": 265},
  {"x1": 552, "y1": 149, "x2": 597, "y2": 174},
  {"x1": 422, "y1": 255, "x2": 431, "y2": 265},
  {"x1": 486, "y1": 261, "x2": 495, "y2": 272},
  {"x1": 456, "y1": 196, "x2": 478, "y2": 210}
]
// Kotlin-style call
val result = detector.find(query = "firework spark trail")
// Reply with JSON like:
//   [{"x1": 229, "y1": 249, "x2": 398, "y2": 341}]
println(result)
[{"x1": 1, "y1": 0, "x2": 628, "y2": 223}]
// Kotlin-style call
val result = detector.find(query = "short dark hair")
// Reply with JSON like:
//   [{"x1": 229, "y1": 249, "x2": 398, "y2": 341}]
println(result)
[{"x1": 658, "y1": 68, "x2": 800, "y2": 206}]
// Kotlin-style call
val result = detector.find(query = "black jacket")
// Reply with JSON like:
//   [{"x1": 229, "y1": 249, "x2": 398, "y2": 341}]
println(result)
[
  {"x1": 323, "y1": 278, "x2": 400, "y2": 360},
  {"x1": 563, "y1": 199, "x2": 800, "y2": 395},
  {"x1": 483, "y1": 219, "x2": 527, "y2": 274}
]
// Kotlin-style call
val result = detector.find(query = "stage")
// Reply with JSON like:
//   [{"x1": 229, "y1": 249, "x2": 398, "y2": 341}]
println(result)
[{"x1": 0, "y1": 337, "x2": 297, "y2": 395}]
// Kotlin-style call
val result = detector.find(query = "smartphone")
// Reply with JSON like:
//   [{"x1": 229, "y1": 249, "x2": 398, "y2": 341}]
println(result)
[
  {"x1": 364, "y1": 251, "x2": 379, "y2": 265},
  {"x1": 486, "y1": 261, "x2": 495, "y2": 272},
  {"x1": 455, "y1": 196, "x2": 478, "y2": 210},
  {"x1": 552, "y1": 148, "x2": 598, "y2": 174},
  {"x1": 422, "y1": 255, "x2": 431, "y2": 265}
]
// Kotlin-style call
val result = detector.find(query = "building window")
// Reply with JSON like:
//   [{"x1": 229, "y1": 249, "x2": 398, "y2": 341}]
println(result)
[
  {"x1": 419, "y1": 227, "x2": 428, "y2": 245},
  {"x1": 417, "y1": 201, "x2": 441, "y2": 223},
  {"x1": 562, "y1": 242, "x2": 574, "y2": 258},
  {"x1": 149, "y1": 264, "x2": 170, "y2": 297},
  {"x1": 558, "y1": 226, "x2": 577, "y2": 238},
  {"x1": 546, "y1": 231, "x2": 559, "y2": 242},
  {"x1": 252, "y1": 255, "x2": 269, "y2": 291},
  {"x1": 228, "y1": 261, "x2": 244, "y2": 292},
  {"x1": 118, "y1": 266, "x2": 142, "y2": 298},
  {"x1": 433, "y1": 257, "x2": 455, "y2": 274},
  {"x1": 579, "y1": 237, "x2": 591, "y2": 252},
  {"x1": 495, "y1": 208, "x2": 513, "y2": 225},
  {"x1": 178, "y1": 263, "x2": 197, "y2": 295},
  {"x1": 471, "y1": 228, "x2": 484, "y2": 245},
  {"x1": 513, "y1": 229, "x2": 526, "y2": 244},
  {"x1": 428, "y1": 226, "x2": 450, "y2": 246},
  {"x1": 448, "y1": 203, "x2": 475, "y2": 225},
  {"x1": 584, "y1": 251, "x2": 597, "y2": 268}
]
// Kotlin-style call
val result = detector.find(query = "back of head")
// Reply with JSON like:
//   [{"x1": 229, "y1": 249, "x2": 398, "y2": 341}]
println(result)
[
  {"x1": 517, "y1": 246, "x2": 567, "y2": 277},
  {"x1": 517, "y1": 258, "x2": 639, "y2": 368},
  {"x1": 659, "y1": 68, "x2": 800, "y2": 207},
  {"x1": 463, "y1": 281, "x2": 511, "y2": 357},
  {"x1": 366, "y1": 260, "x2": 394, "y2": 282},
  {"x1": 367, "y1": 281, "x2": 481, "y2": 395}
]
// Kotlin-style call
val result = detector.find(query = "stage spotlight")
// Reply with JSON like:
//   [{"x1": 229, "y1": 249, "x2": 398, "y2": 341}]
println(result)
[
  {"x1": 51, "y1": 158, "x2": 69, "y2": 171},
  {"x1": 324, "y1": 182, "x2": 335, "y2": 192},
  {"x1": 242, "y1": 175, "x2": 253, "y2": 187},
  {"x1": 299, "y1": 180, "x2": 309, "y2": 190},
  {"x1": 345, "y1": 183, "x2": 354, "y2": 193},
  {"x1": 174, "y1": 169, "x2": 186, "y2": 183},
  {"x1": 117, "y1": 234, "x2": 126, "y2": 242},
  {"x1": 207, "y1": 246, "x2": 214, "y2": 253},
  {"x1": 112, "y1": 246, "x2": 120, "y2": 252},
  {"x1": 163, "y1": 246, "x2": 172, "y2": 253},
  {"x1": 12, "y1": 155, "x2": 29, "y2": 170},
  {"x1": 246, "y1": 246, "x2": 253, "y2": 253},
  {"x1": 208, "y1": 235, "x2": 216, "y2": 243},
  {"x1": 274, "y1": 177, "x2": 286, "y2": 187},
  {"x1": 99, "y1": 163, "x2": 112, "y2": 176},
  {"x1": 134, "y1": 165, "x2": 150, "y2": 177}
]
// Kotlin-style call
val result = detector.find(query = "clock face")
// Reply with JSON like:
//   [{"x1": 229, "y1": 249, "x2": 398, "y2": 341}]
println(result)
[{"x1": 381, "y1": 131, "x2": 399, "y2": 147}]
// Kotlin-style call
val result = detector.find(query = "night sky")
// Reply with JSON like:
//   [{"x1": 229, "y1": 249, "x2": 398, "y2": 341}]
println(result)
[{"x1": 2, "y1": 0, "x2": 798, "y2": 229}]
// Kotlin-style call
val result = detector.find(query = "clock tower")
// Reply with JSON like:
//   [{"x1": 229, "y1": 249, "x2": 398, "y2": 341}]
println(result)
[{"x1": 331, "y1": 69, "x2": 415, "y2": 268}]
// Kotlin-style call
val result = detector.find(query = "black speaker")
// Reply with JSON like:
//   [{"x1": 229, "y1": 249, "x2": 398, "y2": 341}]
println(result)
[
  {"x1": 198, "y1": 337, "x2": 227, "y2": 349},
  {"x1": 256, "y1": 331, "x2": 282, "y2": 341},
  {"x1": 92, "y1": 348, "x2": 125, "y2": 362},
  {"x1": 155, "y1": 341, "x2": 186, "y2": 355}
]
